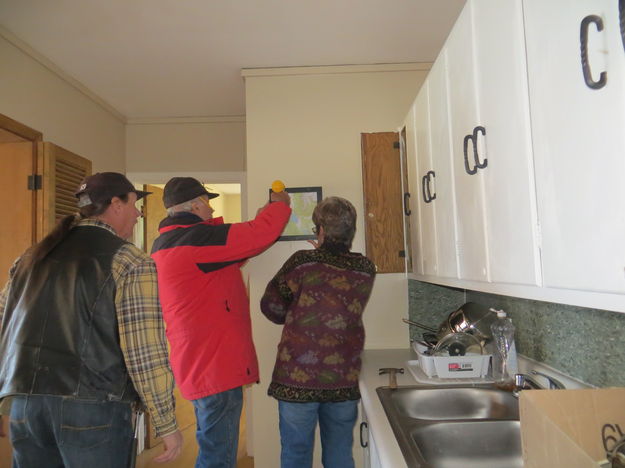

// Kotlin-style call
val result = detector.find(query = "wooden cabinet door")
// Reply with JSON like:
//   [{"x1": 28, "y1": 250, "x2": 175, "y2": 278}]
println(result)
[
  {"x1": 36, "y1": 142, "x2": 92, "y2": 240},
  {"x1": 361, "y1": 132, "x2": 404, "y2": 273},
  {"x1": 524, "y1": 0, "x2": 625, "y2": 293}
]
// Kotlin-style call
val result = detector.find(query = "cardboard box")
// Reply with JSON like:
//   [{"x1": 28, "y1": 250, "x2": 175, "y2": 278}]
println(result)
[{"x1": 520, "y1": 388, "x2": 625, "y2": 468}]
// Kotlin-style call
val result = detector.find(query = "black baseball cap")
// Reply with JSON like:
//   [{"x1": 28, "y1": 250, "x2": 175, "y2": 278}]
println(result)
[
  {"x1": 163, "y1": 177, "x2": 219, "y2": 208},
  {"x1": 75, "y1": 172, "x2": 151, "y2": 208}
]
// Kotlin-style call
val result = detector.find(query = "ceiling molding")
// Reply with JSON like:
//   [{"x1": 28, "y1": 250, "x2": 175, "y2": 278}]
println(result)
[
  {"x1": 127, "y1": 115, "x2": 246, "y2": 125},
  {"x1": 241, "y1": 62, "x2": 432, "y2": 78},
  {"x1": 0, "y1": 25, "x2": 127, "y2": 123}
]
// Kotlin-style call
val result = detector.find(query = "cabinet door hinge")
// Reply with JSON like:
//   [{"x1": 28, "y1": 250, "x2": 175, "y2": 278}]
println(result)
[
  {"x1": 28, "y1": 174, "x2": 42, "y2": 191},
  {"x1": 393, "y1": 141, "x2": 400, "y2": 149},
  {"x1": 399, "y1": 250, "x2": 406, "y2": 258}
]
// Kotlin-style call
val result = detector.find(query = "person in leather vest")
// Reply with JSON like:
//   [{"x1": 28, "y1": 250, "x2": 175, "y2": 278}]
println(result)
[{"x1": 0, "y1": 172, "x2": 182, "y2": 467}]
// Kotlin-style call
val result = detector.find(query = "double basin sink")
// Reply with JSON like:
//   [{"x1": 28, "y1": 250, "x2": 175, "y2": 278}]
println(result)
[{"x1": 376, "y1": 385, "x2": 523, "y2": 468}]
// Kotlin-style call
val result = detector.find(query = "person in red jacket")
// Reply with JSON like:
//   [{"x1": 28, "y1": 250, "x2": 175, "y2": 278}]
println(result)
[{"x1": 151, "y1": 177, "x2": 291, "y2": 468}]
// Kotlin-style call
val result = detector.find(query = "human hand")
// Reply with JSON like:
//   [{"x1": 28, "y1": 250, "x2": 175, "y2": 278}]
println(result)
[
  {"x1": 270, "y1": 190, "x2": 291, "y2": 206},
  {"x1": 153, "y1": 430, "x2": 183, "y2": 463}
]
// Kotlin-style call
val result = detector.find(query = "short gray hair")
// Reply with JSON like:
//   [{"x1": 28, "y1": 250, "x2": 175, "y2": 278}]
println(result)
[
  {"x1": 166, "y1": 196, "x2": 202, "y2": 216},
  {"x1": 312, "y1": 196, "x2": 357, "y2": 249}
]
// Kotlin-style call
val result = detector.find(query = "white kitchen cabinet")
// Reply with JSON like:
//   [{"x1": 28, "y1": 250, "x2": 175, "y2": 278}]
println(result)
[
  {"x1": 445, "y1": 2, "x2": 490, "y2": 283},
  {"x1": 426, "y1": 57, "x2": 460, "y2": 279},
  {"x1": 403, "y1": 58, "x2": 459, "y2": 280},
  {"x1": 360, "y1": 405, "x2": 382, "y2": 468},
  {"x1": 472, "y1": 0, "x2": 541, "y2": 286},
  {"x1": 403, "y1": 104, "x2": 424, "y2": 276},
  {"x1": 524, "y1": 0, "x2": 625, "y2": 294},
  {"x1": 413, "y1": 84, "x2": 438, "y2": 276},
  {"x1": 445, "y1": 0, "x2": 542, "y2": 285},
  {"x1": 403, "y1": 0, "x2": 625, "y2": 311},
  {"x1": 415, "y1": 0, "x2": 541, "y2": 286}
]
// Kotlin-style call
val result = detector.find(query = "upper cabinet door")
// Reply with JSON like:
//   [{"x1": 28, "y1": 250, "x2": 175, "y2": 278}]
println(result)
[
  {"x1": 413, "y1": 84, "x2": 439, "y2": 276},
  {"x1": 445, "y1": 2, "x2": 490, "y2": 282},
  {"x1": 427, "y1": 56, "x2": 459, "y2": 279},
  {"x1": 524, "y1": 0, "x2": 625, "y2": 293},
  {"x1": 404, "y1": 104, "x2": 424, "y2": 276},
  {"x1": 472, "y1": 0, "x2": 541, "y2": 286}
]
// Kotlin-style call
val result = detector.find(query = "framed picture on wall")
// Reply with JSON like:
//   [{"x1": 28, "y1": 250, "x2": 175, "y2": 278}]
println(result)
[{"x1": 269, "y1": 186, "x2": 322, "y2": 241}]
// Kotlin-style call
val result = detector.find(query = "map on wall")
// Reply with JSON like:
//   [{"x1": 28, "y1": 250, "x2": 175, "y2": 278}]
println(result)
[{"x1": 272, "y1": 186, "x2": 322, "y2": 241}]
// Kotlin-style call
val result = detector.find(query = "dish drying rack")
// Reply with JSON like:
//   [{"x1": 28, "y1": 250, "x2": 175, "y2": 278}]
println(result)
[{"x1": 407, "y1": 341, "x2": 494, "y2": 385}]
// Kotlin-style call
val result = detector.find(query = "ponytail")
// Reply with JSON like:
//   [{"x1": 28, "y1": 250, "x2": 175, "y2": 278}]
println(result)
[{"x1": 17, "y1": 195, "x2": 125, "y2": 272}]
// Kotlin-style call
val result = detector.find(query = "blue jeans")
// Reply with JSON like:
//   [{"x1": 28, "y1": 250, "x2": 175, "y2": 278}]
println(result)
[
  {"x1": 9, "y1": 394, "x2": 133, "y2": 468},
  {"x1": 192, "y1": 386, "x2": 243, "y2": 468},
  {"x1": 278, "y1": 399, "x2": 358, "y2": 468}
]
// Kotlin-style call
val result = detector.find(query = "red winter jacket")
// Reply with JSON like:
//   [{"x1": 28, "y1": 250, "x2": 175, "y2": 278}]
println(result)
[{"x1": 151, "y1": 202, "x2": 291, "y2": 400}]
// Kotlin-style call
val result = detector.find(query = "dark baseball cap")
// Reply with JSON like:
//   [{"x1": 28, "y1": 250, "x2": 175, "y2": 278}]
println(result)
[
  {"x1": 75, "y1": 172, "x2": 151, "y2": 208},
  {"x1": 163, "y1": 177, "x2": 219, "y2": 208}
]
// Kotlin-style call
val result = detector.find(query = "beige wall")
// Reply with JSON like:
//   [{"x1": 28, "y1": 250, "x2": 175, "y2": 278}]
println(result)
[
  {"x1": 126, "y1": 117, "x2": 246, "y2": 173},
  {"x1": 243, "y1": 64, "x2": 429, "y2": 467},
  {"x1": 0, "y1": 33, "x2": 125, "y2": 172}
]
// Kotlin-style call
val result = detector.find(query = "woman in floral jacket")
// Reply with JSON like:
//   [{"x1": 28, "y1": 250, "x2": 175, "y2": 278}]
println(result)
[{"x1": 261, "y1": 196, "x2": 376, "y2": 468}]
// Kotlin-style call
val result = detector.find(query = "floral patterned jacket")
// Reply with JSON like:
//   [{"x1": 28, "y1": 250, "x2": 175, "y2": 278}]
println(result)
[{"x1": 261, "y1": 246, "x2": 376, "y2": 402}]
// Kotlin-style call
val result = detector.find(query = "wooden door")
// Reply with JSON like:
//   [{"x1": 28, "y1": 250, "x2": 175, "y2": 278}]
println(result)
[
  {"x1": 361, "y1": 132, "x2": 404, "y2": 273},
  {"x1": 0, "y1": 142, "x2": 37, "y2": 287},
  {"x1": 0, "y1": 115, "x2": 43, "y2": 468},
  {"x1": 36, "y1": 142, "x2": 92, "y2": 240},
  {"x1": 143, "y1": 184, "x2": 166, "y2": 254}
]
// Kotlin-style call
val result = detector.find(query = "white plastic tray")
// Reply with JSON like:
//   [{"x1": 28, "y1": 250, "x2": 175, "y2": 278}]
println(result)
[
  {"x1": 410, "y1": 341, "x2": 493, "y2": 382},
  {"x1": 406, "y1": 359, "x2": 494, "y2": 385}
]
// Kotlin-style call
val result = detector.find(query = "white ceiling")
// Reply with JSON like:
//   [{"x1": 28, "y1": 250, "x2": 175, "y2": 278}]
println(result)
[{"x1": 0, "y1": 0, "x2": 465, "y2": 120}]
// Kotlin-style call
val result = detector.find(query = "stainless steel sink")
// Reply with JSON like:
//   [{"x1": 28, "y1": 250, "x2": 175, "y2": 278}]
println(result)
[
  {"x1": 377, "y1": 385, "x2": 523, "y2": 467},
  {"x1": 388, "y1": 387, "x2": 519, "y2": 420}
]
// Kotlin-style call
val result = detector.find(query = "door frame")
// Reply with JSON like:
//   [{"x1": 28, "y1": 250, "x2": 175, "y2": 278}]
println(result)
[{"x1": 127, "y1": 171, "x2": 247, "y2": 220}]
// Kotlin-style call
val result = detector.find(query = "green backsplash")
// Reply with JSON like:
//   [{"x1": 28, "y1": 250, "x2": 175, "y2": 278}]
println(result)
[{"x1": 408, "y1": 279, "x2": 625, "y2": 388}]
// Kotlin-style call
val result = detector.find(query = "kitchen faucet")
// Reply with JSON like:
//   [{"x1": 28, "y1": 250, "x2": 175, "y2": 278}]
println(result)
[
  {"x1": 530, "y1": 370, "x2": 565, "y2": 389},
  {"x1": 513, "y1": 371, "x2": 566, "y2": 396}
]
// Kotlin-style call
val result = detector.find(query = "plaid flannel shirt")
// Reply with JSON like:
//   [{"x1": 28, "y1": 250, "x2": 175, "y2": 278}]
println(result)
[{"x1": 0, "y1": 219, "x2": 177, "y2": 437}]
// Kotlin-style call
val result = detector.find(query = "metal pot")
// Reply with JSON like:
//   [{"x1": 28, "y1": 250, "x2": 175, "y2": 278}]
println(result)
[
  {"x1": 403, "y1": 302, "x2": 496, "y2": 344},
  {"x1": 446, "y1": 302, "x2": 497, "y2": 342}
]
